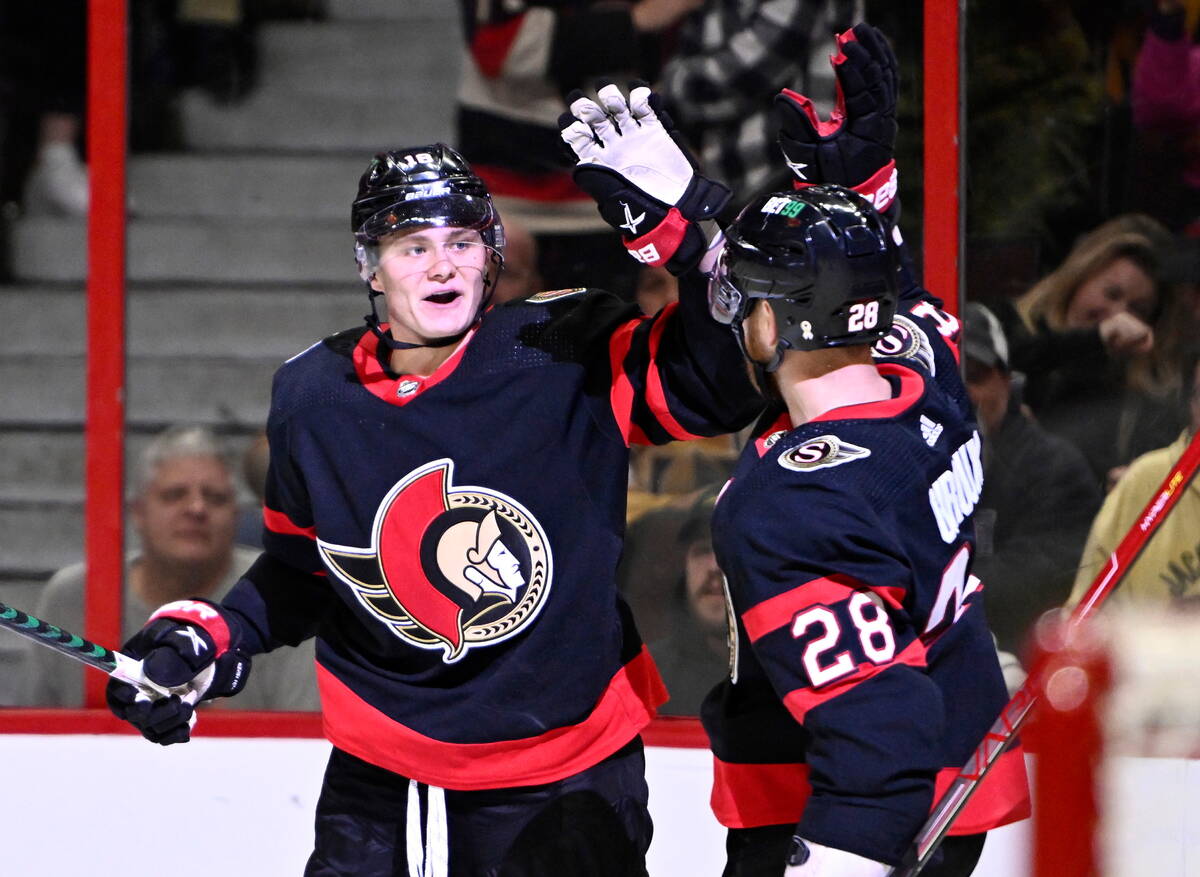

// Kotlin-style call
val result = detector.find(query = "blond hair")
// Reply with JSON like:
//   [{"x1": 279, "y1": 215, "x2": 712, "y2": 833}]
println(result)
[{"x1": 1015, "y1": 214, "x2": 1179, "y2": 395}]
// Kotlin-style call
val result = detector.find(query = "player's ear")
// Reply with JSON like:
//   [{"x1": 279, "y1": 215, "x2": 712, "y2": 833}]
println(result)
[{"x1": 744, "y1": 301, "x2": 779, "y2": 364}]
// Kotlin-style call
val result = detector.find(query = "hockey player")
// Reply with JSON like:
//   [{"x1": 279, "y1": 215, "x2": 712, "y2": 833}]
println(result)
[
  {"x1": 103, "y1": 89, "x2": 759, "y2": 875},
  {"x1": 697, "y1": 24, "x2": 1030, "y2": 877}
]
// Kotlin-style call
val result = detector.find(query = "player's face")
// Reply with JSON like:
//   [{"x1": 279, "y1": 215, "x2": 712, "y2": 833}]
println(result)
[
  {"x1": 134, "y1": 455, "x2": 237, "y2": 569},
  {"x1": 1065, "y1": 256, "x2": 1156, "y2": 329},
  {"x1": 685, "y1": 538, "x2": 727, "y2": 634},
  {"x1": 371, "y1": 226, "x2": 490, "y2": 344}
]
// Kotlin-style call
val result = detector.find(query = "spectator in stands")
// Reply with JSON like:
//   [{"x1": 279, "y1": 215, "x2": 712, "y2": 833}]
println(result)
[
  {"x1": 659, "y1": 0, "x2": 843, "y2": 210},
  {"x1": 994, "y1": 214, "x2": 1186, "y2": 488},
  {"x1": 23, "y1": 425, "x2": 317, "y2": 709},
  {"x1": 1069, "y1": 346, "x2": 1200, "y2": 606},
  {"x1": 234, "y1": 430, "x2": 271, "y2": 549},
  {"x1": 490, "y1": 217, "x2": 542, "y2": 304},
  {"x1": 635, "y1": 264, "x2": 678, "y2": 316},
  {"x1": 455, "y1": 0, "x2": 701, "y2": 296},
  {"x1": 647, "y1": 487, "x2": 729, "y2": 717},
  {"x1": 0, "y1": 0, "x2": 258, "y2": 217},
  {"x1": 1129, "y1": 0, "x2": 1200, "y2": 235},
  {"x1": 962, "y1": 303, "x2": 1102, "y2": 657}
]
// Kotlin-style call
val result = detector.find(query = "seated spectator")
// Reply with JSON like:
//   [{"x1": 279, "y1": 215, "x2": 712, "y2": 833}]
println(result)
[
  {"x1": 23, "y1": 425, "x2": 318, "y2": 710},
  {"x1": 635, "y1": 265, "x2": 678, "y2": 316},
  {"x1": 645, "y1": 487, "x2": 729, "y2": 716},
  {"x1": 456, "y1": 0, "x2": 700, "y2": 295},
  {"x1": 234, "y1": 430, "x2": 270, "y2": 549},
  {"x1": 490, "y1": 217, "x2": 543, "y2": 304},
  {"x1": 659, "y1": 0, "x2": 837, "y2": 209},
  {"x1": 1069, "y1": 346, "x2": 1200, "y2": 606},
  {"x1": 1129, "y1": 0, "x2": 1200, "y2": 234},
  {"x1": 963, "y1": 303, "x2": 1102, "y2": 658},
  {"x1": 994, "y1": 214, "x2": 1186, "y2": 487}
]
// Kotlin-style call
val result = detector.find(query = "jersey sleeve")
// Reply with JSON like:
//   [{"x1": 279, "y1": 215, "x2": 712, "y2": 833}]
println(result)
[
  {"x1": 218, "y1": 370, "x2": 334, "y2": 654},
  {"x1": 734, "y1": 485, "x2": 944, "y2": 864},
  {"x1": 604, "y1": 274, "x2": 762, "y2": 445}
]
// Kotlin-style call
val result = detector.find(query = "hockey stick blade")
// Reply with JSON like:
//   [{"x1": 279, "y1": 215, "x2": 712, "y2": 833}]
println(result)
[
  {"x1": 0, "y1": 600, "x2": 206, "y2": 712},
  {"x1": 889, "y1": 429, "x2": 1200, "y2": 877}
]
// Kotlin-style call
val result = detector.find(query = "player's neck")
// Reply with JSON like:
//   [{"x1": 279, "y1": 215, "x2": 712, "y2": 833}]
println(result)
[{"x1": 775, "y1": 347, "x2": 891, "y2": 426}]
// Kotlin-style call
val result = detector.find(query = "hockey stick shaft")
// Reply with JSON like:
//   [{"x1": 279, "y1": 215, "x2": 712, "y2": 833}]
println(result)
[
  {"x1": 890, "y1": 429, "x2": 1200, "y2": 877},
  {"x1": 0, "y1": 600, "x2": 185, "y2": 699}
]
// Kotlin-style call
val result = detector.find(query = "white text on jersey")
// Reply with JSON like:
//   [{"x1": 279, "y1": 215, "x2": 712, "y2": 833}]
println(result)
[{"x1": 928, "y1": 431, "x2": 983, "y2": 543}]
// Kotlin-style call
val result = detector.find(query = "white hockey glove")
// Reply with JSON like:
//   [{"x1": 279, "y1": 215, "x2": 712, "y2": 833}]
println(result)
[
  {"x1": 784, "y1": 837, "x2": 890, "y2": 877},
  {"x1": 560, "y1": 82, "x2": 730, "y2": 275}
]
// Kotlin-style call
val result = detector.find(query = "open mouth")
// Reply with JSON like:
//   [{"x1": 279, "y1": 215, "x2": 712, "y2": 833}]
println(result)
[{"x1": 424, "y1": 291, "x2": 461, "y2": 305}]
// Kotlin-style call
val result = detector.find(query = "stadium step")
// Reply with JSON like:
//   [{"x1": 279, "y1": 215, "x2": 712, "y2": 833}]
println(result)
[
  {"x1": 0, "y1": 284, "x2": 362, "y2": 358},
  {"x1": 128, "y1": 154, "x2": 365, "y2": 219},
  {"x1": 10, "y1": 215, "x2": 349, "y2": 283}
]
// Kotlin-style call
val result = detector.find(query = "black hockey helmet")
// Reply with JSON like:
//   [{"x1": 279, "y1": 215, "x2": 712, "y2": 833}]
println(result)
[
  {"x1": 352, "y1": 144, "x2": 506, "y2": 350},
  {"x1": 351, "y1": 143, "x2": 505, "y2": 282},
  {"x1": 709, "y1": 185, "x2": 900, "y2": 369}
]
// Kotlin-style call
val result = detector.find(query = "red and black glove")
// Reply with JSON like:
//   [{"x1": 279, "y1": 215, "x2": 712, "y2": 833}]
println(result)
[
  {"x1": 560, "y1": 82, "x2": 730, "y2": 275},
  {"x1": 775, "y1": 23, "x2": 899, "y2": 214},
  {"x1": 106, "y1": 599, "x2": 251, "y2": 745}
]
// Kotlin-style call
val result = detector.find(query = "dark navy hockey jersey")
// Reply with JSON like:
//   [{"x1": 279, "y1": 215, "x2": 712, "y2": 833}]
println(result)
[
  {"x1": 218, "y1": 280, "x2": 759, "y2": 791},
  {"x1": 702, "y1": 285, "x2": 1030, "y2": 865}
]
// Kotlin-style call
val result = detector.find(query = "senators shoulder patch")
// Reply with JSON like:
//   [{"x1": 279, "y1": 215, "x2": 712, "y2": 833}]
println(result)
[
  {"x1": 778, "y1": 435, "x2": 871, "y2": 472},
  {"x1": 872, "y1": 313, "x2": 936, "y2": 375},
  {"x1": 526, "y1": 287, "x2": 588, "y2": 303}
]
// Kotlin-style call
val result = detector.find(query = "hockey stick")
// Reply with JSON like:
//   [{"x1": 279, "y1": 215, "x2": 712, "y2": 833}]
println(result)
[
  {"x1": 889, "y1": 429, "x2": 1200, "y2": 877},
  {"x1": 0, "y1": 600, "x2": 205, "y2": 710}
]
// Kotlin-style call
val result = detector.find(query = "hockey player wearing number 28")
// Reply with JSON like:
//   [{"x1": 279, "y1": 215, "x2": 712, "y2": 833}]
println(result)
[
  {"x1": 102, "y1": 89, "x2": 759, "y2": 874},
  {"x1": 699, "y1": 23, "x2": 1030, "y2": 877}
]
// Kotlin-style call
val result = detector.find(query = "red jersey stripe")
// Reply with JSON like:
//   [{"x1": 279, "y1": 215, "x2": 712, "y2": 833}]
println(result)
[
  {"x1": 263, "y1": 506, "x2": 316, "y2": 540},
  {"x1": 316, "y1": 646, "x2": 668, "y2": 790},
  {"x1": 608, "y1": 315, "x2": 646, "y2": 446},
  {"x1": 643, "y1": 302, "x2": 705, "y2": 441},
  {"x1": 741, "y1": 574, "x2": 865, "y2": 642},
  {"x1": 781, "y1": 637, "x2": 930, "y2": 723},
  {"x1": 710, "y1": 745, "x2": 1030, "y2": 832}
]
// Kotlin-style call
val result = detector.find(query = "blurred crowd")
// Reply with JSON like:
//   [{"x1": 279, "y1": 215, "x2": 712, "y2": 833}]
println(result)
[{"x1": 0, "y1": 0, "x2": 1198, "y2": 713}]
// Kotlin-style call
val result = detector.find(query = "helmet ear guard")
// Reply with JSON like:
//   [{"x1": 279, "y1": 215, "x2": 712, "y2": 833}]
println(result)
[{"x1": 355, "y1": 242, "x2": 378, "y2": 283}]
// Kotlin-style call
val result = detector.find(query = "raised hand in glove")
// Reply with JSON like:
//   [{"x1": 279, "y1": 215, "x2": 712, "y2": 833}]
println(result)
[
  {"x1": 775, "y1": 23, "x2": 899, "y2": 213},
  {"x1": 106, "y1": 599, "x2": 251, "y2": 745},
  {"x1": 560, "y1": 82, "x2": 730, "y2": 275}
]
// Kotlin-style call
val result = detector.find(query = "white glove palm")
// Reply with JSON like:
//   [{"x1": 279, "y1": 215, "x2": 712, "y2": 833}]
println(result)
[{"x1": 561, "y1": 84, "x2": 694, "y2": 206}]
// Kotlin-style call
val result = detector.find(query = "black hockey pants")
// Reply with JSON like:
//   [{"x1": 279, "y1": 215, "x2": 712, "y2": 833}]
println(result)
[
  {"x1": 721, "y1": 824, "x2": 986, "y2": 877},
  {"x1": 304, "y1": 737, "x2": 652, "y2": 877}
]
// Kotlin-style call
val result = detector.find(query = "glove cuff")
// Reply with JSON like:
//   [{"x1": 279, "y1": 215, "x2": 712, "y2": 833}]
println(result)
[
  {"x1": 794, "y1": 161, "x2": 898, "y2": 214},
  {"x1": 148, "y1": 599, "x2": 233, "y2": 655}
]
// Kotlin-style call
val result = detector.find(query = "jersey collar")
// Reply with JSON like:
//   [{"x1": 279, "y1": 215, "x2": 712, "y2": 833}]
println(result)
[
  {"x1": 752, "y1": 362, "x2": 927, "y2": 456},
  {"x1": 353, "y1": 323, "x2": 475, "y2": 407}
]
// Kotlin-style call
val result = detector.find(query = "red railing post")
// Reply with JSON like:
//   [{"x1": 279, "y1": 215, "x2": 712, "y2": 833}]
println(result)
[
  {"x1": 84, "y1": 0, "x2": 128, "y2": 707},
  {"x1": 923, "y1": 0, "x2": 963, "y2": 318}
]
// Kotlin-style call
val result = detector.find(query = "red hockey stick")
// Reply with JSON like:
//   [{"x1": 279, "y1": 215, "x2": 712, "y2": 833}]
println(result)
[{"x1": 889, "y1": 430, "x2": 1200, "y2": 876}]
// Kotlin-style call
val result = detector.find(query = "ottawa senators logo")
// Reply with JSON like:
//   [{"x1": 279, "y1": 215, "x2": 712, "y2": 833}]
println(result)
[
  {"x1": 317, "y1": 459, "x2": 552, "y2": 663},
  {"x1": 872, "y1": 314, "x2": 936, "y2": 375},
  {"x1": 778, "y1": 436, "x2": 871, "y2": 472}
]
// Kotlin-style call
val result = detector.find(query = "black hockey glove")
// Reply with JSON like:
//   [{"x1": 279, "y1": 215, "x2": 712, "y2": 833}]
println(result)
[
  {"x1": 106, "y1": 599, "x2": 251, "y2": 745},
  {"x1": 560, "y1": 82, "x2": 730, "y2": 275},
  {"x1": 775, "y1": 23, "x2": 899, "y2": 213}
]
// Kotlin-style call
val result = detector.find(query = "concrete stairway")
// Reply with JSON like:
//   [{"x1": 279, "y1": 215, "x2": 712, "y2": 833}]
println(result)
[{"x1": 0, "y1": 1, "x2": 460, "y2": 610}]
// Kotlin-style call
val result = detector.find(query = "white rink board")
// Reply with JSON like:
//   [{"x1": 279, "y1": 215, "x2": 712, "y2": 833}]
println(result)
[{"x1": 0, "y1": 735, "x2": 1040, "y2": 876}]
